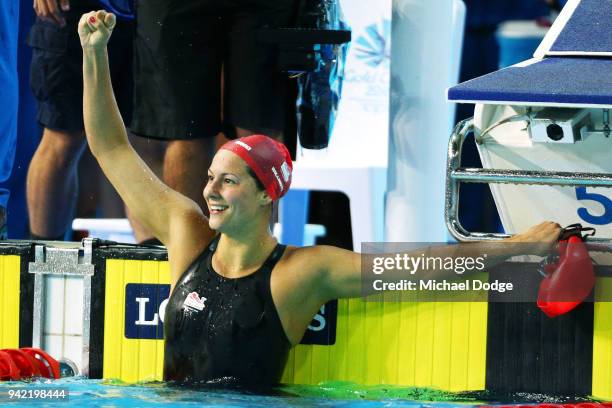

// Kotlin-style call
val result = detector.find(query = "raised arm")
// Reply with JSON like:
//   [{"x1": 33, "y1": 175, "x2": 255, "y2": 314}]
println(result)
[
  {"x1": 313, "y1": 221, "x2": 561, "y2": 301},
  {"x1": 79, "y1": 11, "x2": 214, "y2": 281}
]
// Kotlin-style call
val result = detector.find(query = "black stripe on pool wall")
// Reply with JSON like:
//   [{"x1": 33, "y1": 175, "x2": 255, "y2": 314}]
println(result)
[
  {"x1": 19, "y1": 245, "x2": 35, "y2": 347},
  {"x1": 485, "y1": 262, "x2": 593, "y2": 395},
  {"x1": 88, "y1": 251, "x2": 108, "y2": 379}
]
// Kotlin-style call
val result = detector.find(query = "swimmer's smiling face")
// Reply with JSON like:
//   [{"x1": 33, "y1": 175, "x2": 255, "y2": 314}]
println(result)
[{"x1": 204, "y1": 149, "x2": 270, "y2": 233}]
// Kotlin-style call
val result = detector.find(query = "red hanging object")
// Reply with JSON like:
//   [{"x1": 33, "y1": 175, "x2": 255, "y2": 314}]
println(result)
[{"x1": 537, "y1": 225, "x2": 596, "y2": 318}]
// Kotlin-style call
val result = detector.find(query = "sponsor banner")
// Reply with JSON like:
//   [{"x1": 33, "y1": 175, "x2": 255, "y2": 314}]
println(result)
[
  {"x1": 124, "y1": 284, "x2": 170, "y2": 339},
  {"x1": 124, "y1": 284, "x2": 337, "y2": 344},
  {"x1": 300, "y1": 300, "x2": 338, "y2": 345}
]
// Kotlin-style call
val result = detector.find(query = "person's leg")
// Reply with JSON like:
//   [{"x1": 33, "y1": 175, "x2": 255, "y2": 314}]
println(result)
[
  {"x1": 129, "y1": 0, "x2": 224, "y2": 243},
  {"x1": 25, "y1": 4, "x2": 97, "y2": 240},
  {"x1": 27, "y1": 128, "x2": 86, "y2": 239},
  {"x1": 125, "y1": 136, "x2": 214, "y2": 244},
  {"x1": 125, "y1": 135, "x2": 214, "y2": 244},
  {"x1": 163, "y1": 138, "x2": 216, "y2": 211}
]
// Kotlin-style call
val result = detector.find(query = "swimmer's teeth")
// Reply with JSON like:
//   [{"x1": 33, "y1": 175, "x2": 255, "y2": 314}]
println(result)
[{"x1": 210, "y1": 205, "x2": 228, "y2": 212}]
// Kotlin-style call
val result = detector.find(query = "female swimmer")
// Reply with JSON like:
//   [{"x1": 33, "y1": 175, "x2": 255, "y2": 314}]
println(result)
[{"x1": 78, "y1": 11, "x2": 561, "y2": 385}]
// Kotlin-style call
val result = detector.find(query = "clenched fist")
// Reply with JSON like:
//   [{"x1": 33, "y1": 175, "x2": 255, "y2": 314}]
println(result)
[{"x1": 78, "y1": 10, "x2": 116, "y2": 50}]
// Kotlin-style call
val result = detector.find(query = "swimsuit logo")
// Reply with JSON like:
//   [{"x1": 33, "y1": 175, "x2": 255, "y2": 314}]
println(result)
[{"x1": 183, "y1": 292, "x2": 206, "y2": 311}]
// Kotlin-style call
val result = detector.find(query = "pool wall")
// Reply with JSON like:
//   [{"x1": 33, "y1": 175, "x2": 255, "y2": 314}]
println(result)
[{"x1": 1, "y1": 240, "x2": 612, "y2": 399}]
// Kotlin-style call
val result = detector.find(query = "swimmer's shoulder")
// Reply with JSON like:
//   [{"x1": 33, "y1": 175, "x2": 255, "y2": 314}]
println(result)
[{"x1": 166, "y1": 205, "x2": 215, "y2": 289}]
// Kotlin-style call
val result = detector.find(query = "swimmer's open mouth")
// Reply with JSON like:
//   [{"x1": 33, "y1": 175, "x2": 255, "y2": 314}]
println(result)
[{"x1": 209, "y1": 205, "x2": 228, "y2": 214}]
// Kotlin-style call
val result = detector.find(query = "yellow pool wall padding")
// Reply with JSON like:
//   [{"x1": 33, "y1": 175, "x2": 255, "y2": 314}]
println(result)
[
  {"x1": 0, "y1": 255, "x2": 21, "y2": 349},
  {"x1": 592, "y1": 277, "x2": 612, "y2": 400},
  {"x1": 103, "y1": 259, "x2": 169, "y2": 383},
  {"x1": 102, "y1": 258, "x2": 488, "y2": 390},
  {"x1": 281, "y1": 298, "x2": 487, "y2": 390}
]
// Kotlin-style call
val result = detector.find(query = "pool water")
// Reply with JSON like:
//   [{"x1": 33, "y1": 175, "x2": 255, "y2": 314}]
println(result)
[{"x1": 0, "y1": 377, "x2": 599, "y2": 407}]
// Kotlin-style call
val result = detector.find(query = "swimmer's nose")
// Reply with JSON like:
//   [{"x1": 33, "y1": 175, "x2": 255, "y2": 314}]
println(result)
[{"x1": 204, "y1": 177, "x2": 221, "y2": 199}]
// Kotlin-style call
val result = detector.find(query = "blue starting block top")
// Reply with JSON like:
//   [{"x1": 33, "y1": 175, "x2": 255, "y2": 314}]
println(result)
[
  {"x1": 448, "y1": 57, "x2": 612, "y2": 108},
  {"x1": 448, "y1": 0, "x2": 612, "y2": 108},
  {"x1": 536, "y1": 0, "x2": 612, "y2": 56}
]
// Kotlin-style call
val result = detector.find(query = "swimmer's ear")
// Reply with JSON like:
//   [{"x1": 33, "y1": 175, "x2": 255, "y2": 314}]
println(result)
[{"x1": 258, "y1": 190, "x2": 273, "y2": 207}]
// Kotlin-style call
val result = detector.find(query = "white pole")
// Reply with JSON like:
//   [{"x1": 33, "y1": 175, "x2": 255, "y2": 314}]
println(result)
[{"x1": 386, "y1": 0, "x2": 465, "y2": 242}]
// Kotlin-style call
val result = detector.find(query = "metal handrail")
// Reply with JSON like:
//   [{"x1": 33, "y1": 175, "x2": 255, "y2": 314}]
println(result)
[{"x1": 444, "y1": 118, "x2": 612, "y2": 243}]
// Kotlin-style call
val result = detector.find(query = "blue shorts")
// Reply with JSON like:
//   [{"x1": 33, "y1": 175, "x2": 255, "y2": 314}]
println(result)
[{"x1": 27, "y1": 1, "x2": 133, "y2": 132}]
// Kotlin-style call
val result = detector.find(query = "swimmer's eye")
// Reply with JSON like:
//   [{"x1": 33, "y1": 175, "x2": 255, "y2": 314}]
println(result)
[
  {"x1": 206, "y1": 175, "x2": 214, "y2": 183},
  {"x1": 224, "y1": 178, "x2": 237, "y2": 184}
]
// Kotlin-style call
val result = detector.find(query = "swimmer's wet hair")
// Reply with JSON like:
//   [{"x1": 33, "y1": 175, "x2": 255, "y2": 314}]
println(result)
[{"x1": 246, "y1": 166, "x2": 265, "y2": 192}]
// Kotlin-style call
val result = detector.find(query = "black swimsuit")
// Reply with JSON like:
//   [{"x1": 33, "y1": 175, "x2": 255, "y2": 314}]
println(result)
[{"x1": 163, "y1": 236, "x2": 291, "y2": 385}]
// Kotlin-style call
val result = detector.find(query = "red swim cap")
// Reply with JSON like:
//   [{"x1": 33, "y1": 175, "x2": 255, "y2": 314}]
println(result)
[{"x1": 220, "y1": 135, "x2": 293, "y2": 200}]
